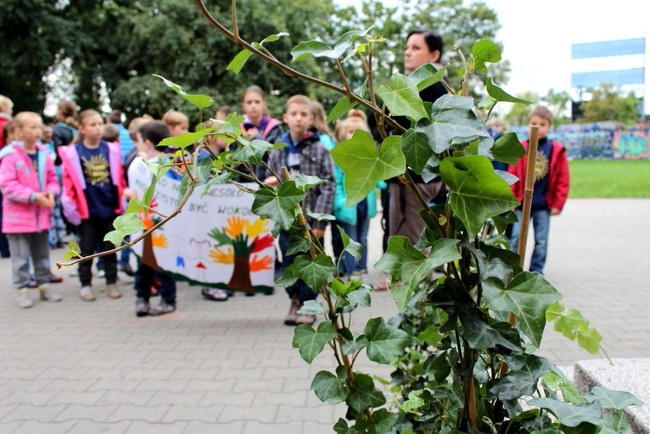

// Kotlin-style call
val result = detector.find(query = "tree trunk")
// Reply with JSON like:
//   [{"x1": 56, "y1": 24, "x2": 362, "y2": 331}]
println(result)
[{"x1": 228, "y1": 255, "x2": 253, "y2": 293}]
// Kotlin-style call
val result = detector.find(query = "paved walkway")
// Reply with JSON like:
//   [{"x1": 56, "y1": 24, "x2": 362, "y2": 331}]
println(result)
[{"x1": 1, "y1": 199, "x2": 648, "y2": 432}]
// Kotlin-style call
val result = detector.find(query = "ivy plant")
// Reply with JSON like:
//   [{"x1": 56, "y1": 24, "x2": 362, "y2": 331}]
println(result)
[{"x1": 59, "y1": 1, "x2": 643, "y2": 432}]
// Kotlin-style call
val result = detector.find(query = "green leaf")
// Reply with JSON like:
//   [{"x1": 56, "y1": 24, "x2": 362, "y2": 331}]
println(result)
[
  {"x1": 338, "y1": 225, "x2": 362, "y2": 260},
  {"x1": 292, "y1": 322, "x2": 337, "y2": 363},
  {"x1": 260, "y1": 31, "x2": 289, "y2": 44},
  {"x1": 299, "y1": 300, "x2": 329, "y2": 315},
  {"x1": 331, "y1": 131, "x2": 405, "y2": 207},
  {"x1": 541, "y1": 368, "x2": 585, "y2": 404},
  {"x1": 547, "y1": 302, "x2": 602, "y2": 354},
  {"x1": 417, "y1": 94, "x2": 490, "y2": 154},
  {"x1": 491, "y1": 132, "x2": 526, "y2": 165},
  {"x1": 584, "y1": 386, "x2": 643, "y2": 410},
  {"x1": 104, "y1": 214, "x2": 146, "y2": 246},
  {"x1": 231, "y1": 138, "x2": 273, "y2": 165},
  {"x1": 346, "y1": 373, "x2": 386, "y2": 412},
  {"x1": 292, "y1": 173, "x2": 328, "y2": 190},
  {"x1": 375, "y1": 237, "x2": 461, "y2": 309},
  {"x1": 291, "y1": 40, "x2": 336, "y2": 61},
  {"x1": 459, "y1": 311, "x2": 521, "y2": 352},
  {"x1": 490, "y1": 355, "x2": 552, "y2": 400},
  {"x1": 472, "y1": 39, "x2": 501, "y2": 73},
  {"x1": 409, "y1": 63, "x2": 446, "y2": 92},
  {"x1": 160, "y1": 129, "x2": 215, "y2": 151},
  {"x1": 528, "y1": 398, "x2": 603, "y2": 428},
  {"x1": 153, "y1": 74, "x2": 213, "y2": 109},
  {"x1": 400, "y1": 389, "x2": 426, "y2": 413},
  {"x1": 484, "y1": 271, "x2": 561, "y2": 347},
  {"x1": 363, "y1": 317, "x2": 412, "y2": 365},
  {"x1": 292, "y1": 253, "x2": 336, "y2": 292},
  {"x1": 63, "y1": 239, "x2": 81, "y2": 261},
  {"x1": 377, "y1": 73, "x2": 428, "y2": 122},
  {"x1": 251, "y1": 182, "x2": 306, "y2": 235},
  {"x1": 442, "y1": 155, "x2": 520, "y2": 239},
  {"x1": 311, "y1": 370, "x2": 347, "y2": 404},
  {"x1": 486, "y1": 76, "x2": 533, "y2": 105},
  {"x1": 343, "y1": 285, "x2": 371, "y2": 313},
  {"x1": 600, "y1": 410, "x2": 636, "y2": 434},
  {"x1": 326, "y1": 96, "x2": 358, "y2": 123},
  {"x1": 401, "y1": 129, "x2": 432, "y2": 175},
  {"x1": 371, "y1": 408, "x2": 399, "y2": 434},
  {"x1": 226, "y1": 49, "x2": 254, "y2": 74}
]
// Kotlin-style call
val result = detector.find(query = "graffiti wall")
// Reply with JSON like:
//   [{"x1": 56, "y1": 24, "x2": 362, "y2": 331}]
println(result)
[{"x1": 513, "y1": 125, "x2": 650, "y2": 159}]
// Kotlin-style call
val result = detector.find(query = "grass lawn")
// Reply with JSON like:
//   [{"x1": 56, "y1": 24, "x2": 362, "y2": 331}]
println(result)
[{"x1": 569, "y1": 160, "x2": 650, "y2": 198}]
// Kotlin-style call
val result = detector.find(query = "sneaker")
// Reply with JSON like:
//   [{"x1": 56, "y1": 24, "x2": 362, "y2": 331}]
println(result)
[
  {"x1": 106, "y1": 283, "x2": 122, "y2": 299},
  {"x1": 39, "y1": 285, "x2": 62, "y2": 302},
  {"x1": 119, "y1": 263, "x2": 135, "y2": 277},
  {"x1": 80, "y1": 286, "x2": 96, "y2": 301},
  {"x1": 149, "y1": 299, "x2": 176, "y2": 316},
  {"x1": 284, "y1": 298, "x2": 301, "y2": 326},
  {"x1": 374, "y1": 278, "x2": 390, "y2": 291},
  {"x1": 49, "y1": 274, "x2": 64, "y2": 283},
  {"x1": 201, "y1": 287, "x2": 229, "y2": 301},
  {"x1": 135, "y1": 298, "x2": 150, "y2": 317},
  {"x1": 296, "y1": 313, "x2": 316, "y2": 326},
  {"x1": 16, "y1": 290, "x2": 33, "y2": 309},
  {"x1": 97, "y1": 269, "x2": 106, "y2": 278}
]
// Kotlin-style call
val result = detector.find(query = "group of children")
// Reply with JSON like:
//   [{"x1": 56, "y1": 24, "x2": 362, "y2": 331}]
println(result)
[{"x1": 0, "y1": 88, "x2": 568, "y2": 326}]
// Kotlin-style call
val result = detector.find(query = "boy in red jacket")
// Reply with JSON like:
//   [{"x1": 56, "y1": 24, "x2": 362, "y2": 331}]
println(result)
[{"x1": 508, "y1": 106, "x2": 570, "y2": 275}]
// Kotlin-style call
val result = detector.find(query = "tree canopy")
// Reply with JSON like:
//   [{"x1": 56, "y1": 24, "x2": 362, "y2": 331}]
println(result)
[{"x1": 1, "y1": 0, "x2": 507, "y2": 124}]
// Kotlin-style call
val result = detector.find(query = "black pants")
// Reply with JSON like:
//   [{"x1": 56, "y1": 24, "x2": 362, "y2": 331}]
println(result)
[
  {"x1": 78, "y1": 217, "x2": 118, "y2": 287},
  {"x1": 134, "y1": 260, "x2": 176, "y2": 305}
]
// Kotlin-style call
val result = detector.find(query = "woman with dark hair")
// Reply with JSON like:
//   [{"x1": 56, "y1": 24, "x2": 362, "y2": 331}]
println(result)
[{"x1": 376, "y1": 29, "x2": 449, "y2": 290}]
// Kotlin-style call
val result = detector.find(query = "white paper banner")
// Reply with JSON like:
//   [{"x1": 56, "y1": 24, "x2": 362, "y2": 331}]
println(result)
[{"x1": 129, "y1": 160, "x2": 275, "y2": 294}]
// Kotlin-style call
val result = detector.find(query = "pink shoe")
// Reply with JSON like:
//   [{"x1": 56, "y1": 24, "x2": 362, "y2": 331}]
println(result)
[{"x1": 374, "y1": 278, "x2": 390, "y2": 291}]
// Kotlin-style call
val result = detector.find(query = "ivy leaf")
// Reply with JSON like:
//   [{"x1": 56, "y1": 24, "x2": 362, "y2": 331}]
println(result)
[
  {"x1": 311, "y1": 370, "x2": 347, "y2": 404},
  {"x1": 527, "y1": 398, "x2": 603, "y2": 428},
  {"x1": 417, "y1": 94, "x2": 490, "y2": 154},
  {"x1": 160, "y1": 128, "x2": 215, "y2": 150},
  {"x1": 491, "y1": 132, "x2": 526, "y2": 165},
  {"x1": 226, "y1": 49, "x2": 254, "y2": 74},
  {"x1": 63, "y1": 239, "x2": 81, "y2": 261},
  {"x1": 408, "y1": 63, "x2": 446, "y2": 92},
  {"x1": 484, "y1": 271, "x2": 561, "y2": 347},
  {"x1": 338, "y1": 225, "x2": 362, "y2": 260},
  {"x1": 375, "y1": 237, "x2": 461, "y2": 309},
  {"x1": 299, "y1": 300, "x2": 329, "y2": 315},
  {"x1": 231, "y1": 138, "x2": 273, "y2": 165},
  {"x1": 584, "y1": 386, "x2": 643, "y2": 410},
  {"x1": 292, "y1": 253, "x2": 336, "y2": 292},
  {"x1": 490, "y1": 355, "x2": 552, "y2": 400},
  {"x1": 547, "y1": 302, "x2": 602, "y2": 355},
  {"x1": 104, "y1": 214, "x2": 146, "y2": 246},
  {"x1": 363, "y1": 317, "x2": 412, "y2": 365},
  {"x1": 292, "y1": 173, "x2": 328, "y2": 190},
  {"x1": 331, "y1": 131, "x2": 405, "y2": 207},
  {"x1": 400, "y1": 389, "x2": 426, "y2": 413},
  {"x1": 541, "y1": 368, "x2": 585, "y2": 404},
  {"x1": 486, "y1": 76, "x2": 533, "y2": 105},
  {"x1": 442, "y1": 155, "x2": 520, "y2": 239},
  {"x1": 372, "y1": 408, "x2": 399, "y2": 433},
  {"x1": 401, "y1": 129, "x2": 432, "y2": 175},
  {"x1": 472, "y1": 39, "x2": 501, "y2": 73},
  {"x1": 327, "y1": 96, "x2": 358, "y2": 123},
  {"x1": 600, "y1": 410, "x2": 636, "y2": 434},
  {"x1": 292, "y1": 322, "x2": 337, "y2": 363},
  {"x1": 251, "y1": 182, "x2": 306, "y2": 235},
  {"x1": 346, "y1": 373, "x2": 386, "y2": 412},
  {"x1": 343, "y1": 285, "x2": 371, "y2": 313},
  {"x1": 459, "y1": 311, "x2": 521, "y2": 352},
  {"x1": 153, "y1": 74, "x2": 213, "y2": 108},
  {"x1": 377, "y1": 72, "x2": 428, "y2": 122}
]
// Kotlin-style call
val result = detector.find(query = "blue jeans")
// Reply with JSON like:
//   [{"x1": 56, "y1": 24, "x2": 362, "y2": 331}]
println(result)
[
  {"x1": 331, "y1": 219, "x2": 370, "y2": 275},
  {"x1": 509, "y1": 208, "x2": 550, "y2": 274},
  {"x1": 278, "y1": 230, "x2": 320, "y2": 303}
]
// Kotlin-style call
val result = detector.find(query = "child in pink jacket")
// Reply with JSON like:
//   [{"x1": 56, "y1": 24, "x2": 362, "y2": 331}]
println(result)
[{"x1": 0, "y1": 112, "x2": 61, "y2": 308}]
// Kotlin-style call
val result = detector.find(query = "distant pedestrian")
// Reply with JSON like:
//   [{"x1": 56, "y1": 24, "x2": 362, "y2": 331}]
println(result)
[
  {"x1": 0, "y1": 112, "x2": 62, "y2": 308},
  {"x1": 508, "y1": 106, "x2": 570, "y2": 274},
  {"x1": 107, "y1": 109, "x2": 134, "y2": 164},
  {"x1": 58, "y1": 109, "x2": 126, "y2": 301},
  {"x1": 0, "y1": 94, "x2": 13, "y2": 149}
]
